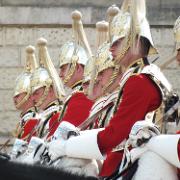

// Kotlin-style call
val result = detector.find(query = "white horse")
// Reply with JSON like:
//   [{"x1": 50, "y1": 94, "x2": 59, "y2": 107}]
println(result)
[
  {"x1": 10, "y1": 122, "x2": 100, "y2": 178},
  {"x1": 111, "y1": 121, "x2": 179, "y2": 180},
  {"x1": 10, "y1": 121, "x2": 180, "y2": 180}
]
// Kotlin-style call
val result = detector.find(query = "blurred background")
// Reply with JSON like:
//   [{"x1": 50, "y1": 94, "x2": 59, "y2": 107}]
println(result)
[{"x1": 0, "y1": 0, "x2": 179, "y2": 142}]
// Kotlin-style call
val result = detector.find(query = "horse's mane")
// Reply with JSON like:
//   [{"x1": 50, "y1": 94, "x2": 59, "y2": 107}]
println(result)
[{"x1": 0, "y1": 157, "x2": 98, "y2": 180}]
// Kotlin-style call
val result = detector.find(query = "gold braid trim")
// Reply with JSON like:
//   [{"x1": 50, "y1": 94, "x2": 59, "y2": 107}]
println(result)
[
  {"x1": 63, "y1": 57, "x2": 78, "y2": 84},
  {"x1": 102, "y1": 65, "x2": 120, "y2": 93},
  {"x1": 114, "y1": 21, "x2": 138, "y2": 65},
  {"x1": 15, "y1": 92, "x2": 31, "y2": 109},
  {"x1": 71, "y1": 80, "x2": 83, "y2": 89},
  {"x1": 114, "y1": 35, "x2": 131, "y2": 64}
]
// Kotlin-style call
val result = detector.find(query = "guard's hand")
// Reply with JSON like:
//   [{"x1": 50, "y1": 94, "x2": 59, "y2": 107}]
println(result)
[
  {"x1": 33, "y1": 143, "x2": 47, "y2": 163},
  {"x1": 52, "y1": 121, "x2": 79, "y2": 141},
  {"x1": 129, "y1": 121, "x2": 160, "y2": 147},
  {"x1": 11, "y1": 138, "x2": 28, "y2": 159},
  {"x1": 19, "y1": 137, "x2": 45, "y2": 164},
  {"x1": 47, "y1": 139, "x2": 67, "y2": 161}
]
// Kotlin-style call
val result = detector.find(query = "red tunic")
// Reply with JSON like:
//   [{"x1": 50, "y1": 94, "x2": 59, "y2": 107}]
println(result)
[
  {"x1": 61, "y1": 92, "x2": 94, "y2": 127},
  {"x1": 47, "y1": 112, "x2": 61, "y2": 139},
  {"x1": 20, "y1": 118, "x2": 39, "y2": 142},
  {"x1": 97, "y1": 74, "x2": 162, "y2": 177}
]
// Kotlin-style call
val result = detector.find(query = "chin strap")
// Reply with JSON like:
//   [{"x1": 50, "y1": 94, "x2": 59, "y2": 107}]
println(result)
[
  {"x1": 102, "y1": 65, "x2": 120, "y2": 94},
  {"x1": 35, "y1": 85, "x2": 51, "y2": 107},
  {"x1": 63, "y1": 58, "x2": 78, "y2": 84},
  {"x1": 15, "y1": 92, "x2": 31, "y2": 109}
]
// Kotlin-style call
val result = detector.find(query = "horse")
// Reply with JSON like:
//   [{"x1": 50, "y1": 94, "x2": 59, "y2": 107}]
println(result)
[
  {"x1": 8, "y1": 121, "x2": 179, "y2": 180},
  {"x1": 107, "y1": 150, "x2": 178, "y2": 180},
  {"x1": 5, "y1": 141, "x2": 178, "y2": 180},
  {"x1": 107, "y1": 122, "x2": 179, "y2": 180},
  {"x1": 0, "y1": 153, "x2": 98, "y2": 180}
]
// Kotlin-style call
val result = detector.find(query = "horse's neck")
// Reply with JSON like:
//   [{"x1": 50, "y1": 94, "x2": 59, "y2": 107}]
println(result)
[
  {"x1": 133, "y1": 151, "x2": 178, "y2": 180},
  {"x1": 0, "y1": 157, "x2": 98, "y2": 180},
  {"x1": 53, "y1": 157, "x2": 99, "y2": 177}
]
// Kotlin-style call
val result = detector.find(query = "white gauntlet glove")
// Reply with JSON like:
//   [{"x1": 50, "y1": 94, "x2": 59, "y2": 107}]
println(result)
[
  {"x1": 10, "y1": 138, "x2": 28, "y2": 159},
  {"x1": 129, "y1": 121, "x2": 160, "y2": 147},
  {"x1": 48, "y1": 121, "x2": 79, "y2": 161},
  {"x1": 52, "y1": 121, "x2": 79, "y2": 141},
  {"x1": 21, "y1": 136, "x2": 45, "y2": 164},
  {"x1": 47, "y1": 139, "x2": 67, "y2": 161}
]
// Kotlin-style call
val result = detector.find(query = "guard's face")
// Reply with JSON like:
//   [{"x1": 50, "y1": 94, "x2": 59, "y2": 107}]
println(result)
[
  {"x1": 82, "y1": 81, "x2": 90, "y2": 95},
  {"x1": 110, "y1": 37, "x2": 141, "y2": 69},
  {"x1": 88, "y1": 67, "x2": 114, "y2": 100},
  {"x1": 96, "y1": 67, "x2": 114, "y2": 88},
  {"x1": 32, "y1": 87, "x2": 45, "y2": 105},
  {"x1": 176, "y1": 50, "x2": 180, "y2": 65},
  {"x1": 88, "y1": 80, "x2": 102, "y2": 101},
  {"x1": 13, "y1": 92, "x2": 27, "y2": 107},
  {"x1": 110, "y1": 39, "x2": 122, "y2": 59},
  {"x1": 109, "y1": 38, "x2": 128, "y2": 67},
  {"x1": 59, "y1": 64, "x2": 69, "y2": 80}
]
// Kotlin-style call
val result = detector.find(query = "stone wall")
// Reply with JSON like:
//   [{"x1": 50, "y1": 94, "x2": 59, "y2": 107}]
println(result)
[{"x1": 0, "y1": 0, "x2": 179, "y2": 141}]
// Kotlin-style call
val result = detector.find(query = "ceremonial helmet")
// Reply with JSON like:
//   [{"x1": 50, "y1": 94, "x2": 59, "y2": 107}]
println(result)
[
  {"x1": 88, "y1": 5, "x2": 122, "y2": 96},
  {"x1": 59, "y1": 10, "x2": 91, "y2": 84},
  {"x1": 94, "y1": 5, "x2": 120, "y2": 75},
  {"x1": 174, "y1": 16, "x2": 180, "y2": 50},
  {"x1": 31, "y1": 38, "x2": 65, "y2": 107},
  {"x1": 109, "y1": 0, "x2": 158, "y2": 63},
  {"x1": 83, "y1": 21, "x2": 110, "y2": 85},
  {"x1": 95, "y1": 21, "x2": 115, "y2": 77},
  {"x1": 14, "y1": 45, "x2": 38, "y2": 109}
]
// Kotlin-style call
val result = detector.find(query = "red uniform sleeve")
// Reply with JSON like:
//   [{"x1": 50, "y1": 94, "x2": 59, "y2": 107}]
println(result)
[
  {"x1": 21, "y1": 119, "x2": 39, "y2": 142},
  {"x1": 62, "y1": 92, "x2": 94, "y2": 127},
  {"x1": 98, "y1": 74, "x2": 161, "y2": 153},
  {"x1": 48, "y1": 112, "x2": 61, "y2": 138}
]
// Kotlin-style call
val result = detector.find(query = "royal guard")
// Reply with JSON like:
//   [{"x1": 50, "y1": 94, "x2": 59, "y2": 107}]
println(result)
[
  {"x1": 79, "y1": 21, "x2": 122, "y2": 130},
  {"x1": 11, "y1": 45, "x2": 39, "y2": 159},
  {"x1": 11, "y1": 39, "x2": 65, "y2": 162},
  {"x1": 47, "y1": 0, "x2": 177, "y2": 178},
  {"x1": 53, "y1": 10, "x2": 94, "y2": 130},
  {"x1": 49, "y1": 8, "x2": 122, "y2": 173},
  {"x1": 58, "y1": 10, "x2": 91, "y2": 95},
  {"x1": 29, "y1": 38, "x2": 66, "y2": 140},
  {"x1": 174, "y1": 16, "x2": 180, "y2": 65},
  {"x1": 13, "y1": 46, "x2": 39, "y2": 141},
  {"x1": 86, "y1": 6, "x2": 122, "y2": 129}
]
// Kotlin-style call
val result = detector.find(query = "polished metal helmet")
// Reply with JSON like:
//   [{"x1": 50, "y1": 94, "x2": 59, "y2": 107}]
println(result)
[
  {"x1": 59, "y1": 41, "x2": 90, "y2": 68},
  {"x1": 87, "y1": 21, "x2": 116, "y2": 97},
  {"x1": 31, "y1": 38, "x2": 65, "y2": 107},
  {"x1": 59, "y1": 10, "x2": 92, "y2": 85},
  {"x1": 31, "y1": 67, "x2": 52, "y2": 93},
  {"x1": 83, "y1": 21, "x2": 110, "y2": 84},
  {"x1": 95, "y1": 42, "x2": 114, "y2": 75},
  {"x1": 109, "y1": 0, "x2": 158, "y2": 59},
  {"x1": 174, "y1": 16, "x2": 180, "y2": 50},
  {"x1": 14, "y1": 45, "x2": 38, "y2": 108}
]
